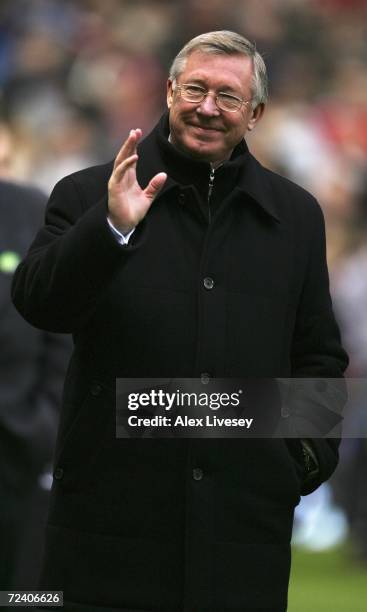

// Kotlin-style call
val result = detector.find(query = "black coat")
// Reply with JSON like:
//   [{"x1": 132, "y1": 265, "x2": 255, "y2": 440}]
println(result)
[{"x1": 12, "y1": 114, "x2": 348, "y2": 612}]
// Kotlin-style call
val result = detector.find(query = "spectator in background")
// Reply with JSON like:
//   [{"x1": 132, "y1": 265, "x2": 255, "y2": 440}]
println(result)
[
  {"x1": 330, "y1": 226, "x2": 367, "y2": 565},
  {"x1": 0, "y1": 179, "x2": 71, "y2": 594},
  {"x1": 0, "y1": 124, "x2": 14, "y2": 179}
]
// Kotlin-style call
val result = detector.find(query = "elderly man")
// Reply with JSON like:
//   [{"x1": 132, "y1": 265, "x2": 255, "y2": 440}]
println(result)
[{"x1": 12, "y1": 31, "x2": 348, "y2": 612}]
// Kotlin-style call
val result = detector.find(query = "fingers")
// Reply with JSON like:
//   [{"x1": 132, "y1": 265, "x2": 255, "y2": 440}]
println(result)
[
  {"x1": 113, "y1": 129, "x2": 142, "y2": 169},
  {"x1": 112, "y1": 154, "x2": 138, "y2": 182},
  {"x1": 144, "y1": 172, "x2": 167, "y2": 201}
]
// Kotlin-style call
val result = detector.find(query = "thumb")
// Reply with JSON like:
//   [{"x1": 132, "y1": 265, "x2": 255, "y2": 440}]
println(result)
[{"x1": 144, "y1": 172, "x2": 167, "y2": 201}]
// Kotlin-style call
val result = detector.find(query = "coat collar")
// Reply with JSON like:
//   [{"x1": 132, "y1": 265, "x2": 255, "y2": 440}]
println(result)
[
  {"x1": 136, "y1": 112, "x2": 280, "y2": 222},
  {"x1": 235, "y1": 153, "x2": 280, "y2": 222}
]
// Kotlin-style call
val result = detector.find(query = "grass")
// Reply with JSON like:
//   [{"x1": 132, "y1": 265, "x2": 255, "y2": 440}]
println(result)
[{"x1": 288, "y1": 545, "x2": 367, "y2": 611}]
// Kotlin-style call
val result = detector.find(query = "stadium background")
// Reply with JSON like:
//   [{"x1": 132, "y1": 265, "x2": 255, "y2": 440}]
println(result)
[{"x1": 0, "y1": 1, "x2": 366, "y2": 609}]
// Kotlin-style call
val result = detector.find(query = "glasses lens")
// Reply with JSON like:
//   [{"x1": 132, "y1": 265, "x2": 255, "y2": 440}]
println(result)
[
  {"x1": 181, "y1": 85, "x2": 205, "y2": 102},
  {"x1": 217, "y1": 94, "x2": 241, "y2": 112}
]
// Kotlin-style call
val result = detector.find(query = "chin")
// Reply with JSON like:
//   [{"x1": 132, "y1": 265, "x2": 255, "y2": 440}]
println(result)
[
  {"x1": 171, "y1": 127, "x2": 223, "y2": 162},
  {"x1": 184, "y1": 139, "x2": 222, "y2": 162}
]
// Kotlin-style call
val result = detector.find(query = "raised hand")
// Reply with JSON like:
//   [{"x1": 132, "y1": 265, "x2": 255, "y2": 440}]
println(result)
[{"x1": 108, "y1": 128, "x2": 167, "y2": 233}]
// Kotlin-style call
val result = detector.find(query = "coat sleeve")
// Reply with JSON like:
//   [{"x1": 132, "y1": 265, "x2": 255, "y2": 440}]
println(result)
[
  {"x1": 11, "y1": 174, "x2": 145, "y2": 333},
  {"x1": 290, "y1": 198, "x2": 349, "y2": 494}
]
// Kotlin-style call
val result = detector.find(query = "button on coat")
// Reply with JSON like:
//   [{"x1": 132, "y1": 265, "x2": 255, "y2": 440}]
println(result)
[
  {"x1": 203, "y1": 277, "x2": 214, "y2": 290},
  {"x1": 192, "y1": 468, "x2": 204, "y2": 481}
]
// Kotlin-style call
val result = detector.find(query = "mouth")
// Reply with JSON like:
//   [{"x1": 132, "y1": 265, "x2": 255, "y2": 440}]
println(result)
[{"x1": 188, "y1": 124, "x2": 223, "y2": 133}]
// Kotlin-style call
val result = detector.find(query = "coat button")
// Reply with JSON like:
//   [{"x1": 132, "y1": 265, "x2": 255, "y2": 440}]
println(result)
[
  {"x1": 203, "y1": 277, "x2": 214, "y2": 290},
  {"x1": 193, "y1": 467, "x2": 204, "y2": 481},
  {"x1": 53, "y1": 467, "x2": 64, "y2": 480},
  {"x1": 90, "y1": 382, "x2": 102, "y2": 396},
  {"x1": 201, "y1": 372, "x2": 211, "y2": 384},
  {"x1": 178, "y1": 193, "x2": 185, "y2": 205}
]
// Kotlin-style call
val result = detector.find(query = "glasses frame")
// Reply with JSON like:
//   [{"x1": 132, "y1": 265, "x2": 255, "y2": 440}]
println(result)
[{"x1": 173, "y1": 82, "x2": 252, "y2": 113}]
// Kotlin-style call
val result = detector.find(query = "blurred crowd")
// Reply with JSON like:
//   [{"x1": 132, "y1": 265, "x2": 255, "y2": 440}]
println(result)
[
  {"x1": 0, "y1": 0, "x2": 367, "y2": 588},
  {"x1": 0, "y1": 0, "x2": 366, "y2": 371}
]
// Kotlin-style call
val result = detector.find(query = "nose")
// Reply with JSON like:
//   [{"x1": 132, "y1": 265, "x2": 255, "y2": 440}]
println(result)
[{"x1": 196, "y1": 93, "x2": 220, "y2": 117}]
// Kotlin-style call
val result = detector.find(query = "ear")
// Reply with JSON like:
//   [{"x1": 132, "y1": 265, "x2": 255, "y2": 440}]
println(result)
[
  {"x1": 246, "y1": 103, "x2": 265, "y2": 132},
  {"x1": 167, "y1": 79, "x2": 174, "y2": 109}
]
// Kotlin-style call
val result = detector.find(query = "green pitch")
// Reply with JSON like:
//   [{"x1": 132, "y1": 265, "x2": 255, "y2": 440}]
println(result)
[{"x1": 288, "y1": 545, "x2": 367, "y2": 611}]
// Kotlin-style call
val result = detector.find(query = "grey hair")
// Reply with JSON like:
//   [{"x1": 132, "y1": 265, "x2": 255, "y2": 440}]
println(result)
[{"x1": 169, "y1": 30, "x2": 268, "y2": 109}]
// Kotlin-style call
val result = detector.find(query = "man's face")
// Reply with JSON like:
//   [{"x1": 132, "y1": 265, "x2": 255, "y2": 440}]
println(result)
[{"x1": 167, "y1": 51, "x2": 264, "y2": 164}]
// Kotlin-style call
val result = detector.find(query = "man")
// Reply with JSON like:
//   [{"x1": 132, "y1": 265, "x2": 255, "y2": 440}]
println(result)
[
  {"x1": 12, "y1": 31, "x2": 348, "y2": 612},
  {"x1": 0, "y1": 180, "x2": 70, "y2": 596}
]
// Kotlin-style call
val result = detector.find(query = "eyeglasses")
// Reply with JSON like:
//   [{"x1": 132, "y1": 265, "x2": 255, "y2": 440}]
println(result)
[{"x1": 173, "y1": 83, "x2": 252, "y2": 113}]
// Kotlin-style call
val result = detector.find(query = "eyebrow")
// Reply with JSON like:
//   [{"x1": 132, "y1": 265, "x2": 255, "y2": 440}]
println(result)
[{"x1": 184, "y1": 79, "x2": 241, "y2": 95}]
